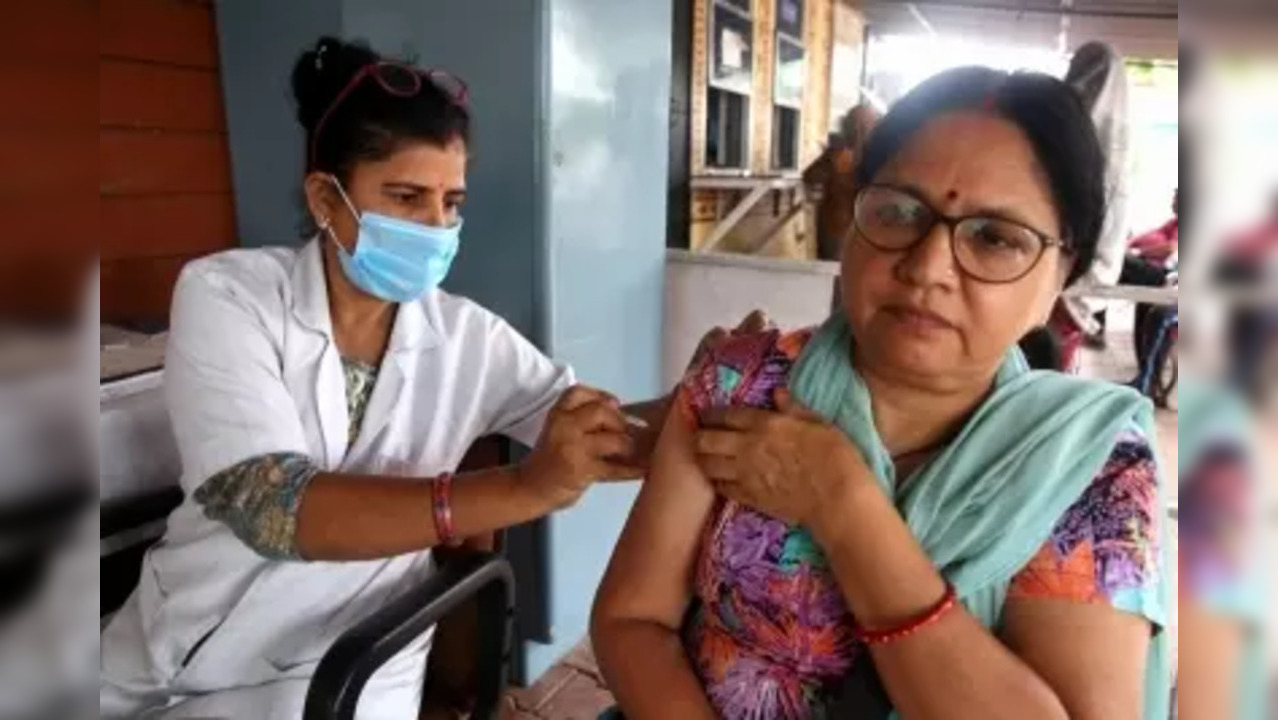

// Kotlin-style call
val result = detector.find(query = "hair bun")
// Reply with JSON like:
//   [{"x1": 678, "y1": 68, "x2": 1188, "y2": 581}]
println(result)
[{"x1": 291, "y1": 36, "x2": 381, "y2": 132}]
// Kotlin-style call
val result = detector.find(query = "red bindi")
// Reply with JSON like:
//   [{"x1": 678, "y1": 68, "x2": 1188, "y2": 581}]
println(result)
[{"x1": 946, "y1": 189, "x2": 959, "y2": 201}]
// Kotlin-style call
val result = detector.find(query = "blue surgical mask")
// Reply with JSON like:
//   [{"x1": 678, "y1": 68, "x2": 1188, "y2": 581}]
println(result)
[{"x1": 325, "y1": 177, "x2": 462, "y2": 303}]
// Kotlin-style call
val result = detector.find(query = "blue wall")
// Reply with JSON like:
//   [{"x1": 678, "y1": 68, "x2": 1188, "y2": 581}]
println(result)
[
  {"x1": 214, "y1": 0, "x2": 340, "y2": 249},
  {"x1": 531, "y1": 0, "x2": 671, "y2": 677},
  {"x1": 215, "y1": 0, "x2": 670, "y2": 681}
]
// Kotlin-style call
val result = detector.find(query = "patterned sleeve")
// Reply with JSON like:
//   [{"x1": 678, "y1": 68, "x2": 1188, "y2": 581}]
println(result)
[
  {"x1": 192, "y1": 452, "x2": 321, "y2": 561},
  {"x1": 1179, "y1": 442, "x2": 1263, "y2": 619},
  {"x1": 674, "y1": 328, "x2": 814, "y2": 427},
  {"x1": 1007, "y1": 427, "x2": 1167, "y2": 628}
]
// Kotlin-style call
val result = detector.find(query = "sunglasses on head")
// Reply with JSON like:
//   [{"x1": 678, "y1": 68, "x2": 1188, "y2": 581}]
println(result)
[{"x1": 309, "y1": 61, "x2": 469, "y2": 168}]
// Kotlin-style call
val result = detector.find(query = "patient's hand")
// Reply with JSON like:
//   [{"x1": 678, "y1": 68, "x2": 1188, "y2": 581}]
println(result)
[
  {"x1": 691, "y1": 310, "x2": 772, "y2": 367},
  {"x1": 621, "y1": 311, "x2": 773, "y2": 475},
  {"x1": 696, "y1": 388, "x2": 868, "y2": 533}
]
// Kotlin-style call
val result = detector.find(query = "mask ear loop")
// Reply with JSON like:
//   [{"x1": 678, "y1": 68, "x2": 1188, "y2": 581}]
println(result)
[
  {"x1": 327, "y1": 175, "x2": 363, "y2": 222},
  {"x1": 323, "y1": 175, "x2": 363, "y2": 253}
]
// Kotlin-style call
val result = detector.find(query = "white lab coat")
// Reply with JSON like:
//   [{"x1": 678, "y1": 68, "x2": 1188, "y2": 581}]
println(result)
[
  {"x1": 100, "y1": 239, "x2": 573, "y2": 719},
  {"x1": 1062, "y1": 43, "x2": 1132, "y2": 335}
]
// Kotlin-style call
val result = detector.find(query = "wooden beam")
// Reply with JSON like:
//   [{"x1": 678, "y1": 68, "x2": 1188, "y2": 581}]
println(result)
[
  {"x1": 749, "y1": 0, "x2": 776, "y2": 174},
  {"x1": 690, "y1": 0, "x2": 711, "y2": 175},
  {"x1": 702, "y1": 183, "x2": 773, "y2": 252}
]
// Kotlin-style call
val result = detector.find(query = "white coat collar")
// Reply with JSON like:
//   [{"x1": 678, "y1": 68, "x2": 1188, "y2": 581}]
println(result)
[
  {"x1": 289, "y1": 237, "x2": 443, "y2": 353},
  {"x1": 288, "y1": 238, "x2": 443, "y2": 466}
]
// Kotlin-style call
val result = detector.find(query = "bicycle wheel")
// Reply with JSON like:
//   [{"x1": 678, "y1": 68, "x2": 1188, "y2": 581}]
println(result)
[{"x1": 1151, "y1": 337, "x2": 1178, "y2": 410}]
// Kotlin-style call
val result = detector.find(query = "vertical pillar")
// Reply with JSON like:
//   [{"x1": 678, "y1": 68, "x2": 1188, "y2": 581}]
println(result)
[{"x1": 532, "y1": 0, "x2": 671, "y2": 678}]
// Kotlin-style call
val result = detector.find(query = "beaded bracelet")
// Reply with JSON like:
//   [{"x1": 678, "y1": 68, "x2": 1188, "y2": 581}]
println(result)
[
  {"x1": 852, "y1": 582, "x2": 958, "y2": 645},
  {"x1": 431, "y1": 473, "x2": 456, "y2": 546}
]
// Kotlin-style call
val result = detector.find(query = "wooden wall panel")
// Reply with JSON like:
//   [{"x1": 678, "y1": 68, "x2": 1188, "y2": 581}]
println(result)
[
  {"x1": 0, "y1": 0, "x2": 235, "y2": 326},
  {"x1": 99, "y1": 255, "x2": 193, "y2": 325},
  {"x1": 99, "y1": 195, "x2": 237, "y2": 260},
  {"x1": 99, "y1": 131, "x2": 232, "y2": 196},
  {"x1": 0, "y1": 2, "x2": 96, "y2": 324},
  {"x1": 0, "y1": 3, "x2": 97, "y2": 61},
  {"x1": 95, "y1": 0, "x2": 235, "y2": 326},
  {"x1": 0, "y1": 131, "x2": 97, "y2": 196},
  {"x1": 99, "y1": 0, "x2": 219, "y2": 69},
  {"x1": 0, "y1": 63, "x2": 96, "y2": 129},
  {"x1": 8, "y1": 200, "x2": 99, "y2": 254},
  {"x1": 100, "y1": 60, "x2": 226, "y2": 131}
]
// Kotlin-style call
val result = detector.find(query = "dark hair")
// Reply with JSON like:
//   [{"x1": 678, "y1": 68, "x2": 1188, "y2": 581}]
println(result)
[
  {"x1": 1064, "y1": 42, "x2": 1116, "y2": 112},
  {"x1": 854, "y1": 67, "x2": 1106, "y2": 286},
  {"x1": 1017, "y1": 326, "x2": 1064, "y2": 371},
  {"x1": 291, "y1": 37, "x2": 470, "y2": 182}
]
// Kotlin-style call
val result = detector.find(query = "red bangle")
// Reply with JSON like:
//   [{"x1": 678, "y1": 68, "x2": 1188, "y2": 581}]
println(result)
[
  {"x1": 852, "y1": 582, "x2": 958, "y2": 645},
  {"x1": 431, "y1": 473, "x2": 456, "y2": 546}
]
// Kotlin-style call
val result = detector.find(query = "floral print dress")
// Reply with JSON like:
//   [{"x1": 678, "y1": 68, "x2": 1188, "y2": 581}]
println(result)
[{"x1": 676, "y1": 330, "x2": 1166, "y2": 720}]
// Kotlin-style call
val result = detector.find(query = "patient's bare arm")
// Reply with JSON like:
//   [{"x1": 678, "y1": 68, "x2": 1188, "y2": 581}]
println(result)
[{"x1": 619, "y1": 311, "x2": 771, "y2": 472}]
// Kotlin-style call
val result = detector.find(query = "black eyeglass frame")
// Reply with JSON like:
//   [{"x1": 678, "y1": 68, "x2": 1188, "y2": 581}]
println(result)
[{"x1": 850, "y1": 183, "x2": 1073, "y2": 284}]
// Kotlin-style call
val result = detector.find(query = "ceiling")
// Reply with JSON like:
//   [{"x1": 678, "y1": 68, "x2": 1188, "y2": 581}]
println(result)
[{"x1": 859, "y1": 0, "x2": 1180, "y2": 59}]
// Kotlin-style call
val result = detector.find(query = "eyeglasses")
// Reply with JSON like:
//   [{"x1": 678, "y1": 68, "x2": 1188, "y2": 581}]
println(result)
[
  {"x1": 851, "y1": 184, "x2": 1070, "y2": 284},
  {"x1": 310, "y1": 61, "x2": 469, "y2": 168}
]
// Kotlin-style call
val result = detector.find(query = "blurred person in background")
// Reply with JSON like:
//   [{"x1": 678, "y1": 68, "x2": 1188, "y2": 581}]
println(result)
[
  {"x1": 1176, "y1": 378, "x2": 1269, "y2": 720},
  {"x1": 1126, "y1": 189, "x2": 1179, "y2": 375},
  {"x1": 1127, "y1": 188, "x2": 1180, "y2": 269},
  {"x1": 805, "y1": 102, "x2": 882, "y2": 264},
  {"x1": 1215, "y1": 191, "x2": 1278, "y2": 404},
  {"x1": 1050, "y1": 41, "x2": 1132, "y2": 369},
  {"x1": 805, "y1": 103, "x2": 882, "y2": 314}
]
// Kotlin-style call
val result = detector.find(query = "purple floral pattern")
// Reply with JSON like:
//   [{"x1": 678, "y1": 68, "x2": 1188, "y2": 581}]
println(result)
[
  {"x1": 1009, "y1": 429, "x2": 1161, "y2": 607},
  {"x1": 677, "y1": 330, "x2": 1165, "y2": 719}
]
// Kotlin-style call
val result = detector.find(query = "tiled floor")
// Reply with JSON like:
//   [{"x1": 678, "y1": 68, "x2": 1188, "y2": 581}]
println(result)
[
  {"x1": 507, "y1": 310, "x2": 1188, "y2": 720},
  {"x1": 502, "y1": 642, "x2": 613, "y2": 720},
  {"x1": 1076, "y1": 305, "x2": 1178, "y2": 475}
]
